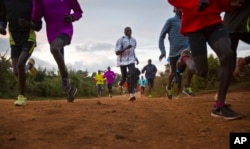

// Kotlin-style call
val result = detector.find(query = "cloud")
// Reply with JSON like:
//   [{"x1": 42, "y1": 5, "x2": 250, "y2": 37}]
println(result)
[
  {"x1": 75, "y1": 41, "x2": 114, "y2": 52},
  {"x1": 0, "y1": 38, "x2": 10, "y2": 55}
]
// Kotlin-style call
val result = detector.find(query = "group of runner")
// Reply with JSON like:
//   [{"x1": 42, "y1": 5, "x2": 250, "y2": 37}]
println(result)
[{"x1": 0, "y1": 0, "x2": 249, "y2": 120}]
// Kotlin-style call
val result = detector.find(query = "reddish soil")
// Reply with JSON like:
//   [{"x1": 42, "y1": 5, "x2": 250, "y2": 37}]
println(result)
[{"x1": 0, "y1": 90, "x2": 249, "y2": 149}]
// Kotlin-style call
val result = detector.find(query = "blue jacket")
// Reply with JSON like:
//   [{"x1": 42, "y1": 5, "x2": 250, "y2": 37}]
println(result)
[{"x1": 159, "y1": 15, "x2": 189, "y2": 57}]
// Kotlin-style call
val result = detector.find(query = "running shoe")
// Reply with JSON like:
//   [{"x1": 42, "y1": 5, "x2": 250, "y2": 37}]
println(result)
[
  {"x1": 119, "y1": 85, "x2": 123, "y2": 95},
  {"x1": 67, "y1": 85, "x2": 77, "y2": 102},
  {"x1": 166, "y1": 89, "x2": 172, "y2": 99},
  {"x1": 128, "y1": 95, "x2": 136, "y2": 101},
  {"x1": 175, "y1": 93, "x2": 181, "y2": 99},
  {"x1": 211, "y1": 105, "x2": 242, "y2": 120},
  {"x1": 182, "y1": 87, "x2": 195, "y2": 96},
  {"x1": 14, "y1": 95, "x2": 27, "y2": 106}
]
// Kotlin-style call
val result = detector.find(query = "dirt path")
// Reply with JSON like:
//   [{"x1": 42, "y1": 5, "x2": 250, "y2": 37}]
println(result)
[{"x1": 0, "y1": 91, "x2": 249, "y2": 149}]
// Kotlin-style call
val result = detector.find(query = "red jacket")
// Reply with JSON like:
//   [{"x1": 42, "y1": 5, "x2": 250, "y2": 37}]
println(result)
[{"x1": 168, "y1": 0, "x2": 233, "y2": 35}]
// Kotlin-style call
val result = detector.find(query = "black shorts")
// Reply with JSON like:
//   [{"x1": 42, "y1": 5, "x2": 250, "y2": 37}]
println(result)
[
  {"x1": 147, "y1": 78, "x2": 154, "y2": 88},
  {"x1": 56, "y1": 33, "x2": 70, "y2": 45},
  {"x1": 11, "y1": 41, "x2": 35, "y2": 58},
  {"x1": 188, "y1": 23, "x2": 229, "y2": 57}
]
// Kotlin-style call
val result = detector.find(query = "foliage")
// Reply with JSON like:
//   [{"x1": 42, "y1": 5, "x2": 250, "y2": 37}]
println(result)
[
  {"x1": 148, "y1": 54, "x2": 250, "y2": 97},
  {"x1": 0, "y1": 54, "x2": 18, "y2": 98},
  {"x1": 1, "y1": 53, "x2": 250, "y2": 99}
]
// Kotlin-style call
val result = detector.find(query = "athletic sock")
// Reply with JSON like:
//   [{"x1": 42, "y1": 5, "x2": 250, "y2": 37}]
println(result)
[{"x1": 215, "y1": 101, "x2": 224, "y2": 108}]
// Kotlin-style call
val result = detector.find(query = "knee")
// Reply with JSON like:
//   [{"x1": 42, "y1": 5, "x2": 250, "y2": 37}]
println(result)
[
  {"x1": 50, "y1": 38, "x2": 64, "y2": 54},
  {"x1": 50, "y1": 45, "x2": 59, "y2": 55},
  {"x1": 219, "y1": 50, "x2": 234, "y2": 66}
]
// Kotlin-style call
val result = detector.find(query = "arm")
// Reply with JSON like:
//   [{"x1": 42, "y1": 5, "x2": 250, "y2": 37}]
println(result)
[
  {"x1": 168, "y1": 0, "x2": 199, "y2": 10},
  {"x1": 31, "y1": 0, "x2": 43, "y2": 31},
  {"x1": 159, "y1": 19, "x2": 170, "y2": 61},
  {"x1": 0, "y1": 1, "x2": 7, "y2": 35},
  {"x1": 64, "y1": 0, "x2": 83, "y2": 23},
  {"x1": 141, "y1": 66, "x2": 146, "y2": 74},
  {"x1": 219, "y1": 0, "x2": 243, "y2": 12},
  {"x1": 32, "y1": 0, "x2": 43, "y2": 23},
  {"x1": 115, "y1": 38, "x2": 132, "y2": 55},
  {"x1": 154, "y1": 65, "x2": 158, "y2": 74},
  {"x1": 70, "y1": 0, "x2": 83, "y2": 21}
]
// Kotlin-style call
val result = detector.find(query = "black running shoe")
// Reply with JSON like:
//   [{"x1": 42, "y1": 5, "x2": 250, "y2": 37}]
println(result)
[
  {"x1": 67, "y1": 85, "x2": 77, "y2": 102},
  {"x1": 211, "y1": 105, "x2": 242, "y2": 120}
]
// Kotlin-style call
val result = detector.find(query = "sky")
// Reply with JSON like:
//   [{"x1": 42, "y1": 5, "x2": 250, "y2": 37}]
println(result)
[{"x1": 0, "y1": 0, "x2": 249, "y2": 76}]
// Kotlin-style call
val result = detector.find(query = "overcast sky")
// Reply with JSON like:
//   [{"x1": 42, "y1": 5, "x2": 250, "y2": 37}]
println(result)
[{"x1": 0, "y1": 0, "x2": 249, "y2": 75}]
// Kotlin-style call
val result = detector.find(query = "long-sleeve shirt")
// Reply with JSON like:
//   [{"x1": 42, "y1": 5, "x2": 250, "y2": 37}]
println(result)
[
  {"x1": 168, "y1": 0, "x2": 233, "y2": 35},
  {"x1": 103, "y1": 70, "x2": 116, "y2": 84},
  {"x1": 115, "y1": 36, "x2": 137, "y2": 66},
  {"x1": 32, "y1": 0, "x2": 83, "y2": 43},
  {"x1": 159, "y1": 15, "x2": 189, "y2": 57}
]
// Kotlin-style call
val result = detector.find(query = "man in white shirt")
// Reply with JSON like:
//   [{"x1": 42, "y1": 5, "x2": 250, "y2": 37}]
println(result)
[{"x1": 115, "y1": 26, "x2": 139, "y2": 101}]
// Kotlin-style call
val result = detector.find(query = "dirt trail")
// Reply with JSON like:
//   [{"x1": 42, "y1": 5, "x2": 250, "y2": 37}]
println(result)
[{"x1": 0, "y1": 91, "x2": 249, "y2": 149}]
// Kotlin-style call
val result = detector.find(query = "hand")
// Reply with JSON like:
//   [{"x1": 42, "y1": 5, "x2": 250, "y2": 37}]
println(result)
[
  {"x1": 64, "y1": 15, "x2": 75, "y2": 23},
  {"x1": 126, "y1": 45, "x2": 132, "y2": 49},
  {"x1": 230, "y1": 0, "x2": 245, "y2": 7},
  {"x1": 31, "y1": 20, "x2": 42, "y2": 31},
  {"x1": 136, "y1": 58, "x2": 139, "y2": 65},
  {"x1": 159, "y1": 53, "x2": 166, "y2": 61},
  {"x1": 197, "y1": 0, "x2": 209, "y2": 12},
  {"x1": 0, "y1": 22, "x2": 6, "y2": 35}
]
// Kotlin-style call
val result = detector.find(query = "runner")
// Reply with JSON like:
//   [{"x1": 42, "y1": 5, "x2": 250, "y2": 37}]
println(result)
[{"x1": 32, "y1": 0, "x2": 83, "y2": 102}]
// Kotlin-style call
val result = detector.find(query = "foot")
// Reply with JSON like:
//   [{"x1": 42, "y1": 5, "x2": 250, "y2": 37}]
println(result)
[
  {"x1": 166, "y1": 88, "x2": 172, "y2": 99},
  {"x1": 182, "y1": 87, "x2": 195, "y2": 96},
  {"x1": 128, "y1": 96, "x2": 136, "y2": 101},
  {"x1": 14, "y1": 95, "x2": 27, "y2": 106},
  {"x1": 211, "y1": 105, "x2": 242, "y2": 120},
  {"x1": 67, "y1": 85, "x2": 77, "y2": 102},
  {"x1": 119, "y1": 85, "x2": 123, "y2": 95}
]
